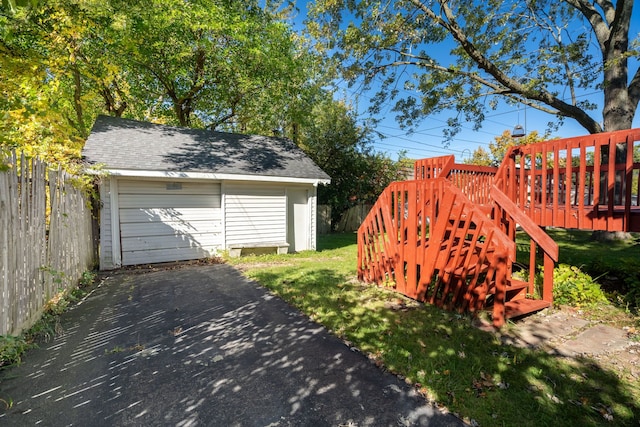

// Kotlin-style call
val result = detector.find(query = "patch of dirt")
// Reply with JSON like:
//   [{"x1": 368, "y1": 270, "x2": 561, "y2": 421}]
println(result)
[{"x1": 232, "y1": 261, "x2": 292, "y2": 271}]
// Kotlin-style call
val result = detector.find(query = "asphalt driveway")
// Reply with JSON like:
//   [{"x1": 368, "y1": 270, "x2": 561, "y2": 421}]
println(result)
[{"x1": 1, "y1": 263, "x2": 464, "y2": 426}]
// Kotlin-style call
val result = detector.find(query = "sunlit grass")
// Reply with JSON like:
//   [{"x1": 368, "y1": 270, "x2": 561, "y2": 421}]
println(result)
[{"x1": 229, "y1": 233, "x2": 640, "y2": 426}]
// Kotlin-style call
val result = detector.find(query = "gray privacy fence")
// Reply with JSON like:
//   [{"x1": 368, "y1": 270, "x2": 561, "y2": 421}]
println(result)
[
  {"x1": 0, "y1": 152, "x2": 95, "y2": 336},
  {"x1": 317, "y1": 205, "x2": 332, "y2": 234}
]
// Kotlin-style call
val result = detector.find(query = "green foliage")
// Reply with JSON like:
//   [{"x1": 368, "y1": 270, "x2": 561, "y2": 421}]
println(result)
[
  {"x1": 547, "y1": 264, "x2": 608, "y2": 308},
  {"x1": 79, "y1": 270, "x2": 97, "y2": 287},
  {"x1": 539, "y1": 229, "x2": 640, "y2": 313},
  {"x1": 0, "y1": 0, "x2": 325, "y2": 167},
  {"x1": 0, "y1": 335, "x2": 33, "y2": 369},
  {"x1": 586, "y1": 258, "x2": 640, "y2": 313},
  {"x1": 467, "y1": 130, "x2": 546, "y2": 166},
  {"x1": 307, "y1": 0, "x2": 638, "y2": 137},
  {"x1": 464, "y1": 146, "x2": 492, "y2": 166},
  {"x1": 299, "y1": 96, "x2": 407, "y2": 226}
]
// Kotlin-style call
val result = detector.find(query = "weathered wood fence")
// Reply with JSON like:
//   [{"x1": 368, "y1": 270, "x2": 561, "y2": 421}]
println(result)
[
  {"x1": 317, "y1": 205, "x2": 332, "y2": 234},
  {"x1": 0, "y1": 152, "x2": 95, "y2": 336}
]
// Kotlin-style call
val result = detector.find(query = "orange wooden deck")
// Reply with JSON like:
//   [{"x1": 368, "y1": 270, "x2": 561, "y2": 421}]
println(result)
[{"x1": 358, "y1": 129, "x2": 640, "y2": 327}]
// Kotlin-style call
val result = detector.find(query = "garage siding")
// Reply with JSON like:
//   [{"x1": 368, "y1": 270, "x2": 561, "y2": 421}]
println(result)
[
  {"x1": 225, "y1": 184, "x2": 286, "y2": 246},
  {"x1": 118, "y1": 180, "x2": 222, "y2": 265}
]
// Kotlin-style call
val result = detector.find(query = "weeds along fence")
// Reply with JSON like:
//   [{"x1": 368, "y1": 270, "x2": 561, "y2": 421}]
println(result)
[{"x1": 0, "y1": 151, "x2": 95, "y2": 336}]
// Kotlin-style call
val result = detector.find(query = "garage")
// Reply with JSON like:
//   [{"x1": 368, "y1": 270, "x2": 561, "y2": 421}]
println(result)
[
  {"x1": 117, "y1": 179, "x2": 222, "y2": 265},
  {"x1": 82, "y1": 115, "x2": 330, "y2": 270}
]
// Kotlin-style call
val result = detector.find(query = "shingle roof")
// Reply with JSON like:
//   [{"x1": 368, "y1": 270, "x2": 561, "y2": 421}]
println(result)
[{"x1": 82, "y1": 115, "x2": 330, "y2": 182}]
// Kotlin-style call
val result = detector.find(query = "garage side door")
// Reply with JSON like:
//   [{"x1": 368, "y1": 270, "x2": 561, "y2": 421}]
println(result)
[{"x1": 118, "y1": 180, "x2": 222, "y2": 265}]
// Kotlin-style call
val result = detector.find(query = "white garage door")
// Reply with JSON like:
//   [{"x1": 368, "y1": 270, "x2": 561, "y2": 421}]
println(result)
[{"x1": 118, "y1": 180, "x2": 222, "y2": 265}]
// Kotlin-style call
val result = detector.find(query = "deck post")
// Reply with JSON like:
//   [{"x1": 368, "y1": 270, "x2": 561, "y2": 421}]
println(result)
[
  {"x1": 529, "y1": 240, "x2": 537, "y2": 295},
  {"x1": 542, "y1": 254, "x2": 554, "y2": 303}
]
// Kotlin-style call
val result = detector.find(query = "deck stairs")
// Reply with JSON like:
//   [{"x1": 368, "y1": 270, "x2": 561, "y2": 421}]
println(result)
[{"x1": 357, "y1": 129, "x2": 640, "y2": 327}]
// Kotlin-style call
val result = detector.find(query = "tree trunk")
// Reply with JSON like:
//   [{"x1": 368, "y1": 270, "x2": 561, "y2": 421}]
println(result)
[{"x1": 591, "y1": 0, "x2": 635, "y2": 242}]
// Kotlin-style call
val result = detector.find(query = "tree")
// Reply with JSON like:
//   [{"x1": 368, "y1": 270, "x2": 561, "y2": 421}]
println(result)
[
  {"x1": 299, "y1": 96, "x2": 407, "y2": 227},
  {"x1": 105, "y1": 0, "x2": 307, "y2": 133},
  {"x1": 0, "y1": 2, "x2": 89, "y2": 166},
  {"x1": 307, "y1": 0, "x2": 639, "y2": 137},
  {"x1": 465, "y1": 147, "x2": 493, "y2": 166},
  {"x1": 0, "y1": 0, "x2": 321, "y2": 164},
  {"x1": 467, "y1": 130, "x2": 546, "y2": 166}
]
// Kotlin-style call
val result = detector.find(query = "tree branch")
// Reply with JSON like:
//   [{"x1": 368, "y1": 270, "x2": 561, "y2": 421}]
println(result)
[
  {"x1": 405, "y1": 0, "x2": 603, "y2": 133},
  {"x1": 564, "y1": 0, "x2": 611, "y2": 51}
]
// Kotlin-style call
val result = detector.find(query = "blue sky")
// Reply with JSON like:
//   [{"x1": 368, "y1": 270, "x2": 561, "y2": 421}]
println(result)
[{"x1": 283, "y1": 1, "x2": 639, "y2": 162}]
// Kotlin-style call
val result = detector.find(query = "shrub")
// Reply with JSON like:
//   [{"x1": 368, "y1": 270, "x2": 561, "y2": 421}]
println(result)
[
  {"x1": 0, "y1": 335, "x2": 32, "y2": 369},
  {"x1": 548, "y1": 264, "x2": 608, "y2": 307}
]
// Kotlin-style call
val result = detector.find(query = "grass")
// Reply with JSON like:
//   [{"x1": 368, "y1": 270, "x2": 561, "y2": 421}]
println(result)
[{"x1": 228, "y1": 233, "x2": 640, "y2": 426}]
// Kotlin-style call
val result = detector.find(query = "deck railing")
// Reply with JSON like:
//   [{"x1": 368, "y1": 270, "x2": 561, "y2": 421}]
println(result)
[
  {"x1": 358, "y1": 128, "x2": 640, "y2": 327},
  {"x1": 415, "y1": 158, "x2": 497, "y2": 206},
  {"x1": 492, "y1": 153, "x2": 559, "y2": 304},
  {"x1": 500, "y1": 129, "x2": 640, "y2": 232},
  {"x1": 414, "y1": 155, "x2": 454, "y2": 180},
  {"x1": 357, "y1": 178, "x2": 515, "y2": 325},
  {"x1": 449, "y1": 164, "x2": 497, "y2": 206}
]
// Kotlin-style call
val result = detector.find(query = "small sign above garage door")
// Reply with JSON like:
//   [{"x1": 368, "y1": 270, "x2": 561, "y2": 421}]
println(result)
[{"x1": 117, "y1": 179, "x2": 222, "y2": 265}]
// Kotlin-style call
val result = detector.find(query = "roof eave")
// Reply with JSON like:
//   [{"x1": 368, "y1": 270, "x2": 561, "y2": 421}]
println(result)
[{"x1": 87, "y1": 167, "x2": 330, "y2": 186}]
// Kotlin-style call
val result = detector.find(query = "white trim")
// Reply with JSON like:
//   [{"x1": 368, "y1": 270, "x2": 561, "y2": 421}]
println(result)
[
  {"x1": 220, "y1": 181, "x2": 227, "y2": 249},
  {"x1": 306, "y1": 188, "x2": 312, "y2": 250},
  {"x1": 98, "y1": 182, "x2": 112, "y2": 270},
  {"x1": 311, "y1": 186, "x2": 318, "y2": 250},
  {"x1": 109, "y1": 177, "x2": 122, "y2": 267},
  {"x1": 88, "y1": 168, "x2": 330, "y2": 186}
]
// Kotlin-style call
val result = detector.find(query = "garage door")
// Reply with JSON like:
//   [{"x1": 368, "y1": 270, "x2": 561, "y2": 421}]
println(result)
[{"x1": 118, "y1": 180, "x2": 222, "y2": 265}]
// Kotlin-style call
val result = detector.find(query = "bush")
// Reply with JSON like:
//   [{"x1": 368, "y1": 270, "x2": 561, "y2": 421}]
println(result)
[
  {"x1": 0, "y1": 335, "x2": 32, "y2": 369},
  {"x1": 545, "y1": 264, "x2": 608, "y2": 308}
]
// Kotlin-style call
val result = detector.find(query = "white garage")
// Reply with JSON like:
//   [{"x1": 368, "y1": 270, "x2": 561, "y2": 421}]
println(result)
[{"x1": 82, "y1": 116, "x2": 330, "y2": 270}]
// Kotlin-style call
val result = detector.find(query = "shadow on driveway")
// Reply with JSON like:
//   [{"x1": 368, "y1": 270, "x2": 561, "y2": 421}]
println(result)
[{"x1": 1, "y1": 264, "x2": 464, "y2": 426}]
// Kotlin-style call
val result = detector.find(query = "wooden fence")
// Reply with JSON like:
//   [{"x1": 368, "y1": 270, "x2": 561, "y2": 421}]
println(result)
[
  {"x1": 335, "y1": 204, "x2": 372, "y2": 232},
  {"x1": 0, "y1": 152, "x2": 95, "y2": 336}
]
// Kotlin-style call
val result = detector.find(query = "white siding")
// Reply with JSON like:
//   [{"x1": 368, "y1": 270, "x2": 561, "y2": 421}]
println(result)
[
  {"x1": 225, "y1": 183, "x2": 286, "y2": 247},
  {"x1": 99, "y1": 179, "x2": 114, "y2": 270},
  {"x1": 118, "y1": 179, "x2": 222, "y2": 265}
]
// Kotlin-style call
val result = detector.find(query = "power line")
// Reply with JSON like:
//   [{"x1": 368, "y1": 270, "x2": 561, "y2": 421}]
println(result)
[{"x1": 375, "y1": 130, "x2": 471, "y2": 154}]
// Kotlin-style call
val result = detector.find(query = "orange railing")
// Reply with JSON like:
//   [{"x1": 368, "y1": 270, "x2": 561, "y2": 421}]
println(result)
[
  {"x1": 449, "y1": 164, "x2": 497, "y2": 206},
  {"x1": 499, "y1": 129, "x2": 640, "y2": 232},
  {"x1": 492, "y1": 153, "x2": 559, "y2": 304},
  {"x1": 358, "y1": 128, "x2": 640, "y2": 327},
  {"x1": 357, "y1": 178, "x2": 515, "y2": 326},
  {"x1": 415, "y1": 158, "x2": 497, "y2": 206},
  {"x1": 414, "y1": 155, "x2": 454, "y2": 179}
]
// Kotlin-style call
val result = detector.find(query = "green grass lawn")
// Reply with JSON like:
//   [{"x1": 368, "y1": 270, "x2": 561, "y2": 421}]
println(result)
[
  {"x1": 228, "y1": 233, "x2": 640, "y2": 427},
  {"x1": 515, "y1": 228, "x2": 640, "y2": 277}
]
